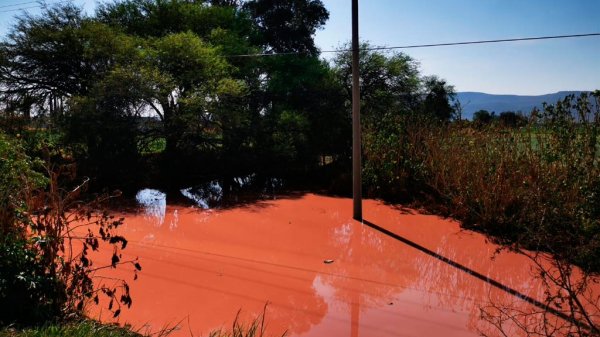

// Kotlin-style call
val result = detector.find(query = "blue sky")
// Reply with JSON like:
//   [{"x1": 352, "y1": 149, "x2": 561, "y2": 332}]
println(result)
[
  {"x1": 0, "y1": 0, "x2": 598, "y2": 94},
  {"x1": 316, "y1": 0, "x2": 600, "y2": 94}
]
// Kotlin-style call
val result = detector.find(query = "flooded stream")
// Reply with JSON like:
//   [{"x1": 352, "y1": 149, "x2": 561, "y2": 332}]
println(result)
[{"x1": 89, "y1": 192, "x2": 599, "y2": 336}]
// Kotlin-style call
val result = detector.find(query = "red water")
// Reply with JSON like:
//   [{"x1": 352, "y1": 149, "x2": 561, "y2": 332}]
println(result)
[{"x1": 87, "y1": 193, "x2": 589, "y2": 336}]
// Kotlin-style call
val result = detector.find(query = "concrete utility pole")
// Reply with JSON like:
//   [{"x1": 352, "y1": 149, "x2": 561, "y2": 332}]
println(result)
[{"x1": 352, "y1": 0, "x2": 362, "y2": 221}]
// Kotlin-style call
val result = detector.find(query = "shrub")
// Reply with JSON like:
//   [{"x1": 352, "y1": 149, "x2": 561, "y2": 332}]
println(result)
[
  {"x1": 0, "y1": 133, "x2": 139, "y2": 326},
  {"x1": 363, "y1": 91, "x2": 600, "y2": 272}
]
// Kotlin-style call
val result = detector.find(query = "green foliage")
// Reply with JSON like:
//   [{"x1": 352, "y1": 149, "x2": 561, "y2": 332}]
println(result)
[
  {"x1": 421, "y1": 76, "x2": 457, "y2": 121},
  {"x1": 0, "y1": 320, "x2": 142, "y2": 337},
  {"x1": 0, "y1": 134, "x2": 58, "y2": 325},
  {"x1": 0, "y1": 233, "x2": 65, "y2": 325},
  {"x1": 97, "y1": 0, "x2": 250, "y2": 40},
  {"x1": 333, "y1": 44, "x2": 421, "y2": 126},
  {"x1": 0, "y1": 0, "x2": 456, "y2": 186},
  {"x1": 244, "y1": 0, "x2": 329, "y2": 54},
  {"x1": 364, "y1": 92, "x2": 600, "y2": 272},
  {"x1": 0, "y1": 133, "x2": 139, "y2": 326},
  {"x1": 473, "y1": 109, "x2": 494, "y2": 125},
  {"x1": 151, "y1": 31, "x2": 230, "y2": 90},
  {"x1": 0, "y1": 133, "x2": 46, "y2": 233},
  {"x1": 498, "y1": 111, "x2": 527, "y2": 127}
]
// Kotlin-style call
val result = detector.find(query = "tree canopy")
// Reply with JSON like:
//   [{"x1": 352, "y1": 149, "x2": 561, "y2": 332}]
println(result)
[{"x1": 0, "y1": 0, "x2": 456, "y2": 190}]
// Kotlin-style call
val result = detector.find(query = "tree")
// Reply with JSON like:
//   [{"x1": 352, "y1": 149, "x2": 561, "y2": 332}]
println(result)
[
  {"x1": 331, "y1": 43, "x2": 457, "y2": 196},
  {"x1": 244, "y1": 0, "x2": 329, "y2": 55},
  {"x1": 1, "y1": 0, "x2": 341, "y2": 187},
  {"x1": 473, "y1": 109, "x2": 494, "y2": 125},
  {"x1": 421, "y1": 76, "x2": 456, "y2": 122},
  {"x1": 332, "y1": 43, "x2": 422, "y2": 128},
  {"x1": 96, "y1": 0, "x2": 252, "y2": 40},
  {"x1": 1, "y1": 4, "x2": 97, "y2": 117},
  {"x1": 498, "y1": 111, "x2": 527, "y2": 128},
  {"x1": 0, "y1": 3, "x2": 149, "y2": 188},
  {"x1": 252, "y1": 55, "x2": 346, "y2": 172}
]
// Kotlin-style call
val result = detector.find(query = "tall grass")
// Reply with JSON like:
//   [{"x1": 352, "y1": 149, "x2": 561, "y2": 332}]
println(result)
[
  {"x1": 207, "y1": 305, "x2": 286, "y2": 337},
  {"x1": 364, "y1": 91, "x2": 600, "y2": 272},
  {"x1": 0, "y1": 320, "x2": 141, "y2": 337}
]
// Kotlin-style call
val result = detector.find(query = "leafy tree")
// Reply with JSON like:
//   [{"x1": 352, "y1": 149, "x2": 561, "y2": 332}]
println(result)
[
  {"x1": 421, "y1": 76, "x2": 456, "y2": 122},
  {"x1": 332, "y1": 43, "x2": 456, "y2": 196},
  {"x1": 244, "y1": 0, "x2": 329, "y2": 54},
  {"x1": 472, "y1": 109, "x2": 494, "y2": 125},
  {"x1": 0, "y1": 4, "x2": 147, "y2": 188},
  {"x1": 1, "y1": 0, "x2": 343, "y2": 186},
  {"x1": 498, "y1": 111, "x2": 527, "y2": 127},
  {"x1": 332, "y1": 44, "x2": 422, "y2": 125},
  {"x1": 253, "y1": 55, "x2": 346, "y2": 172},
  {"x1": 95, "y1": 0, "x2": 260, "y2": 180},
  {"x1": 96, "y1": 0, "x2": 252, "y2": 40},
  {"x1": 0, "y1": 4, "x2": 91, "y2": 117}
]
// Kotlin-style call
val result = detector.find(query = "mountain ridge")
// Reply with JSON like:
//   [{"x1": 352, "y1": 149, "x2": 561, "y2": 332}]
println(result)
[{"x1": 455, "y1": 91, "x2": 592, "y2": 120}]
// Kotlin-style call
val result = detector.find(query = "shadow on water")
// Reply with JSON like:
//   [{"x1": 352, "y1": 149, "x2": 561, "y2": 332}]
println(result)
[{"x1": 361, "y1": 219, "x2": 589, "y2": 329}]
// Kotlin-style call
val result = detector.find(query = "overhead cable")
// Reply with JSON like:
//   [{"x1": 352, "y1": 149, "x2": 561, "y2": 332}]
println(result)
[
  {"x1": 0, "y1": 0, "x2": 68, "y2": 13},
  {"x1": 0, "y1": 1, "x2": 40, "y2": 9},
  {"x1": 226, "y1": 33, "x2": 600, "y2": 57}
]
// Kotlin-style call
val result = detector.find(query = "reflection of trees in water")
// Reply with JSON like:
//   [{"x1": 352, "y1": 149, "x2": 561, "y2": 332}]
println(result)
[
  {"x1": 320, "y1": 221, "x2": 418, "y2": 317},
  {"x1": 479, "y1": 252, "x2": 600, "y2": 337},
  {"x1": 102, "y1": 200, "x2": 333, "y2": 336},
  {"x1": 321, "y1": 219, "x2": 566, "y2": 336},
  {"x1": 268, "y1": 293, "x2": 328, "y2": 335},
  {"x1": 180, "y1": 182, "x2": 223, "y2": 209},
  {"x1": 410, "y1": 239, "x2": 549, "y2": 335},
  {"x1": 179, "y1": 175, "x2": 284, "y2": 209},
  {"x1": 124, "y1": 194, "x2": 599, "y2": 336}
]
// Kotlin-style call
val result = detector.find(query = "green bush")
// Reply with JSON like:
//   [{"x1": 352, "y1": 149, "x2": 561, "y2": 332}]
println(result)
[
  {"x1": 0, "y1": 234, "x2": 65, "y2": 325},
  {"x1": 0, "y1": 133, "x2": 59, "y2": 325},
  {"x1": 363, "y1": 92, "x2": 600, "y2": 272},
  {"x1": 0, "y1": 319, "x2": 142, "y2": 337},
  {"x1": 0, "y1": 132, "x2": 138, "y2": 326}
]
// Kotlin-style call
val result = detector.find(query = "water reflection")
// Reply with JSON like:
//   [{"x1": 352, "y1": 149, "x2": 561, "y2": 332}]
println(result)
[
  {"x1": 135, "y1": 188, "x2": 166, "y2": 226},
  {"x1": 95, "y1": 193, "x2": 597, "y2": 337},
  {"x1": 179, "y1": 175, "x2": 284, "y2": 209},
  {"x1": 169, "y1": 209, "x2": 179, "y2": 230},
  {"x1": 134, "y1": 175, "x2": 283, "y2": 222},
  {"x1": 180, "y1": 182, "x2": 223, "y2": 209}
]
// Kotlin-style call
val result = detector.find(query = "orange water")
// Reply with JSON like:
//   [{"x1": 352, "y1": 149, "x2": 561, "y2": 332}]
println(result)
[{"x1": 87, "y1": 193, "x2": 587, "y2": 336}]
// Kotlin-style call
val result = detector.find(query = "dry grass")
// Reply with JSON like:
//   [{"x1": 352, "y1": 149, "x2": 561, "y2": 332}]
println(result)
[{"x1": 363, "y1": 91, "x2": 600, "y2": 272}]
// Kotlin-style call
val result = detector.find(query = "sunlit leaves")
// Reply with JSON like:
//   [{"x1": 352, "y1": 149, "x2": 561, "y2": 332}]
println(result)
[{"x1": 151, "y1": 31, "x2": 230, "y2": 92}]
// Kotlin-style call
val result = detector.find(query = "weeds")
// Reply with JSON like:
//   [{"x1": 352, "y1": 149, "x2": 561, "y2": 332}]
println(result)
[
  {"x1": 0, "y1": 320, "x2": 142, "y2": 337},
  {"x1": 479, "y1": 251, "x2": 600, "y2": 337},
  {"x1": 364, "y1": 91, "x2": 600, "y2": 272},
  {"x1": 207, "y1": 304, "x2": 286, "y2": 337},
  {"x1": 363, "y1": 91, "x2": 600, "y2": 336},
  {"x1": 0, "y1": 134, "x2": 139, "y2": 326}
]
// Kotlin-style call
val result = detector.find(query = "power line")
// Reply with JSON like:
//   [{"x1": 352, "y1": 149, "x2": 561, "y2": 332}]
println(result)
[
  {"x1": 0, "y1": 5, "x2": 42, "y2": 13},
  {"x1": 226, "y1": 33, "x2": 600, "y2": 58},
  {"x1": 0, "y1": 1, "x2": 39, "y2": 9},
  {"x1": 0, "y1": 0, "x2": 69, "y2": 13},
  {"x1": 0, "y1": 4, "x2": 597, "y2": 59},
  {"x1": 359, "y1": 33, "x2": 600, "y2": 51}
]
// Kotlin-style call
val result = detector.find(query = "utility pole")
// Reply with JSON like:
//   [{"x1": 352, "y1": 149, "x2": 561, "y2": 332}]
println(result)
[{"x1": 352, "y1": 0, "x2": 362, "y2": 221}]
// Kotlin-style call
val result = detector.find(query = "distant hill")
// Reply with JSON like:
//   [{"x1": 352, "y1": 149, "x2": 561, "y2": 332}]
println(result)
[{"x1": 456, "y1": 91, "x2": 589, "y2": 120}]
